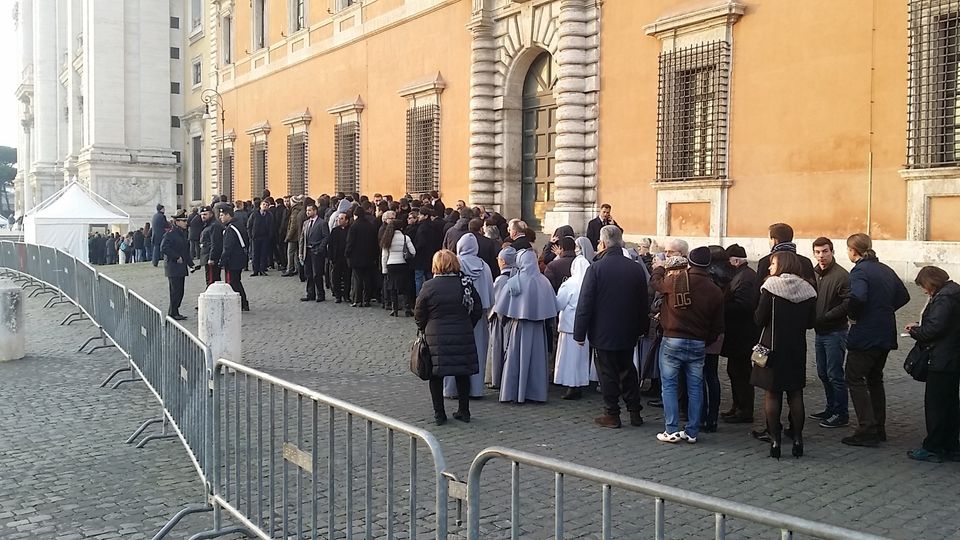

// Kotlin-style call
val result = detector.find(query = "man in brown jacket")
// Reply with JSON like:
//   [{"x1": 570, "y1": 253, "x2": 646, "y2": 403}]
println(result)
[
  {"x1": 649, "y1": 246, "x2": 725, "y2": 444},
  {"x1": 283, "y1": 195, "x2": 306, "y2": 277}
]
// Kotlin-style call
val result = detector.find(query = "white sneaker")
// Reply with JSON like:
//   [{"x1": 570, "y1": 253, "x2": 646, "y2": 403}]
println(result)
[
  {"x1": 656, "y1": 431, "x2": 682, "y2": 443},
  {"x1": 679, "y1": 430, "x2": 697, "y2": 444}
]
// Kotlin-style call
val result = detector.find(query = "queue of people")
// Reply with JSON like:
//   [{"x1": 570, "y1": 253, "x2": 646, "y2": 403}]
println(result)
[{"x1": 141, "y1": 190, "x2": 956, "y2": 464}]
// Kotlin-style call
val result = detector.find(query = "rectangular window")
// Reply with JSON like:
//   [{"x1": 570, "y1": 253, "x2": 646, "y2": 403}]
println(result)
[
  {"x1": 656, "y1": 41, "x2": 730, "y2": 181},
  {"x1": 191, "y1": 0, "x2": 203, "y2": 32},
  {"x1": 337, "y1": 0, "x2": 355, "y2": 11},
  {"x1": 219, "y1": 148, "x2": 235, "y2": 202},
  {"x1": 170, "y1": 16, "x2": 180, "y2": 29},
  {"x1": 192, "y1": 60, "x2": 202, "y2": 87},
  {"x1": 291, "y1": 0, "x2": 306, "y2": 31},
  {"x1": 908, "y1": 0, "x2": 960, "y2": 167},
  {"x1": 405, "y1": 104, "x2": 441, "y2": 194},
  {"x1": 170, "y1": 47, "x2": 180, "y2": 59},
  {"x1": 222, "y1": 15, "x2": 234, "y2": 64},
  {"x1": 171, "y1": 116, "x2": 181, "y2": 128},
  {"x1": 192, "y1": 136, "x2": 203, "y2": 202},
  {"x1": 251, "y1": 141, "x2": 268, "y2": 198},
  {"x1": 171, "y1": 82, "x2": 181, "y2": 94},
  {"x1": 334, "y1": 121, "x2": 360, "y2": 194},
  {"x1": 287, "y1": 132, "x2": 308, "y2": 196},
  {"x1": 173, "y1": 151, "x2": 182, "y2": 163},
  {"x1": 253, "y1": 0, "x2": 267, "y2": 50}
]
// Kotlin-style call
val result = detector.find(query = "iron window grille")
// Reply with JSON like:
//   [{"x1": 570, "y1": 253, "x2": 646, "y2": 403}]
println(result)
[
  {"x1": 334, "y1": 121, "x2": 360, "y2": 194},
  {"x1": 219, "y1": 147, "x2": 235, "y2": 202},
  {"x1": 908, "y1": 0, "x2": 960, "y2": 168},
  {"x1": 656, "y1": 41, "x2": 730, "y2": 182},
  {"x1": 287, "y1": 132, "x2": 308, "y2": 196},
  {"x1": 294, "y1": 0, "x2": 306, "y2": 31},
  {"x1": 251, "y1": 141, "x2": 268, "y2": 198},
  {"x1": 192, "y1": 136, "x2": 203, "y2": 202},
  {"x1": 406, "y1": 104, "x2": 440, "y2": 195}
]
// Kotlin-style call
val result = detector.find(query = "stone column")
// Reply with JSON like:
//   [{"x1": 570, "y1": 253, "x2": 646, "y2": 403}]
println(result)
[
  {"x1": 468, "y1": 16, "x2": 499, "y2": 210},
  {"x1": 0, "y1": 281, "x2": 25, "y2": 362},
  {"x1": 546, "y1": 0, "x2": 594, "y2": 235},
  {"x1": 198, "y1": 282, "x2": 241, "y2": 368}
]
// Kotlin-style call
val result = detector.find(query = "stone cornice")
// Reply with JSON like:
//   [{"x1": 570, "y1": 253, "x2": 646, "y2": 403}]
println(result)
[
  {"x1": 281, "y1": 109, "x2": 313, "y2": 126},
  {"x1": 218, "y1": 129, "x2": 238, "y2": 143},
  {"x1": 644, "y1": 0, "x2": 746, "y2": 38},
  {"x1": 244, "y1": 121, "x2": 271, "y2": 136},
  {"x1": 326, "y1": 96, "x2": 365, "y2": 116},
  {"x1": 899, "y1": 167, "x2": 960, "y2": 182},
  {"x1": 398, "y1": 73, "x2": 446, "y2": 99},
  {"x1": 650, "y1": 178, "x2": 733, "y2": 190}
]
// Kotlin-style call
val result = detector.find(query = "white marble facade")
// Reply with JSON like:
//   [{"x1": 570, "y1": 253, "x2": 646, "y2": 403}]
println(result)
[{"x1": 14, "y1": 0, "x2": 178, "y2": 228}]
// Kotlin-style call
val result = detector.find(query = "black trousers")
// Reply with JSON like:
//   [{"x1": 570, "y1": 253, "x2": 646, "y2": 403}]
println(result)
[
  {"x1": 274, "y1": 238, "x2": 286, "y2": 269},
  {"x1": 351, "y1": 265, "x2": 377, "y2": 304},
  {"x1": 205, "y1": 264, "x2": 222, "y2": 286},
  {"x1": 168, "y1": 276, "x2": 185, "y2": 317},
  {"x1": 385, "y1": 264, "x2": 412, "y2": 310},
  {"x1": 846, "y1": 349, "x2": 889, "y2": 436},
  {"x1": 304, "y1": 251, "x2": 326, "y2": 300},
  {"x1": 332, "y1": 261, "x2": 351, "y2": 300},
  {"x1": 725, "y1": 350, "x2": 755, "y2": 418},
  {"x1": 924, "y1": 371, "x2": 960, "y2": 454},
  {"x1": 702, "y1": 354, "x2": 720, "y2": 427},
  {"x1": 224, "y1": 269, "x2": 249, "y2": 309},
  {"x1": 595, "y1": 349, "x2": 643, "y2": 416},
  {"x1": 252, "y1": 239, "x2": 271, "y2": 273},
  {"x1": 429, "y1": 375, "x2": 470, "y2": 416}
]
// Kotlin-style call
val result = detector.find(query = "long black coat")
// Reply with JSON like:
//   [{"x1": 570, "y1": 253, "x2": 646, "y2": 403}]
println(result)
[
  {"x1": 721, "y1": 264, "x2": 760, "y2": 356},
  {"x1": 908, "y1": 281, "x2": 960, "y2": 372},
  {"x1": 345, "y1": 216, "x2": 379, "y2": 269},
  {"x1": 150, "y1": 211, "x2": 167, "y2": 242},
  {"x1": 199, "y1": 219, "x2": 224, "y2": 265},
  {"x1": 414, "y1": 275, "x2": 482, "y2": 377},
  {"x1": 750, "y1": 291, "x2": 816, "y2": 392},
  {"x1": 219, "y1": 218, "x2": 250, "y2": 271},
  {"x1": 248, "y1": 211, "x2": 273, "y2": 240},
  {"x1": 160, "y1": 227, "x2": 190, "y2": 278},
  {"x1": 327, "y1": 224, "x2": 349, "y2": 265},
  {"x1": 475, "y1": 233, "x2": 501, "y2": 280},
  {"x1": 573, "y1": 248, "x2": 649, "y2": 350},
  {"x1": 411, "y1": 219, "x2": 441, "y2": 272}
]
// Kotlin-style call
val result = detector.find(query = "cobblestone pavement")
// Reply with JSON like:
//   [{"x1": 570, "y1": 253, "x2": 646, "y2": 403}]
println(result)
[{"x1": 6, "y1": 260, "x2": 960, "y2": 538}]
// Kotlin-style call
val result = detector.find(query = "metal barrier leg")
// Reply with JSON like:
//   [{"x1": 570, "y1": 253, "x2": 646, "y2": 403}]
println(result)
[
  {"x1": 136, "y1": 418, "x2": 176, "y2": 448},
  {"x1": 126, "y1": 418, "x2": 164, "y2": 444},
  {"x1": 61, "y1": 311, "x2": 86, "y2": 325},
  {"x1": 84, "y1": 329, "x2": 118, "y2": 354},
  {"x1": 99, "y1": 365, "x2": 131, "y2": 387},
  {"x1": 186, "y1": 525, "x2": 255, "y2": 540},
  {"x1": 151, "y1": 504, "x2": 213, "y2": 540},
  {"x1": 110, "y1": 371, "x2": 142, "y2": 389},
  {"x1": 43, "y1": 293, "x2": 70, "y2": 308}
]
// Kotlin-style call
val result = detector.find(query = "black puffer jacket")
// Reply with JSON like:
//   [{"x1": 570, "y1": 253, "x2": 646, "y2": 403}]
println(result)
[
  {"x1": 414, "y1": 275, "x2": 482, "y2": 377},
  {"x1": 908, "y1": 281, "x2": 960, "y2": 372}
]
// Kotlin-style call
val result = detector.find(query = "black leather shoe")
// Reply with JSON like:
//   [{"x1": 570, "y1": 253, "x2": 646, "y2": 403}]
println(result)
[
  {"x1": 453, "y1": 410, "x2": 471, "y2": 423},
  {"x1": 316, "y1": 297, "x2": 325, "y2": 302},
  {"x1": 434, "y1": 413, "x2": 447, "y2": 426},
  {"x1": 171, "y1": 314, "x2": 187, "y2": 321},
  {"x1": 335, "y1": 298, "x2": 342, "y2": 304},
  {"x1": 300, "y1": 297, "x2": 315, "y2": 302}
]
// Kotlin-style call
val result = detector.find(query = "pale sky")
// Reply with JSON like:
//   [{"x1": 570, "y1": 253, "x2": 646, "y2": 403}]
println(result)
[{"x1": 0, "y1": 0, "x2": 19, "y2": 151}]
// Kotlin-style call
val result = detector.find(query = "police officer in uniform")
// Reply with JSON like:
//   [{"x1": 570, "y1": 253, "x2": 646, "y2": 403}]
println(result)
[
  {"x1": 160, "y1": 210, "x2": 191, "y2": 320},
  {"x1": 219, "y1": 206, "x2": 251, "y2": 312},
  {"x1": 197, "y1": 206, "x2": 224, "y2": 285}
]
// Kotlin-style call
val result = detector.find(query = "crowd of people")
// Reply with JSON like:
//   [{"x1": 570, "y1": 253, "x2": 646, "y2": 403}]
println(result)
[{"x1": 140, "y1": 190, "x2": 958, "y2": 463}]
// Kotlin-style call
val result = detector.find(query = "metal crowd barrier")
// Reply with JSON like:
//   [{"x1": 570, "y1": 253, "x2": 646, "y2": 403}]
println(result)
[
  {"x1": 0, "y1": 241, "x2": 13, "y2": 277},
  {"x1": 203, "y1": 358, "x2": 452, "y2": 540},
  {"x1": 466, "y1": 446, "x2": 888, "y2": 540},
  {"x1": 68, "y1": 259, "x2": 98, "y2": 326},
  {"x1": 82, "y1": 274, "x2": 128, "y2": 356}
]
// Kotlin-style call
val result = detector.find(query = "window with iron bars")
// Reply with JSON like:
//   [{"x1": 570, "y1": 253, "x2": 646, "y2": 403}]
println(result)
[
  {"x1": 908, "y1": 0, "x2": 960, "y2": 168},
  {"x1": 406, "y1": 104, "x2": 440, "y2": 195},
  {"x1": 251, "y1": 141, "x2": 268, "y2": 198},
  {"x1": 656, "y1": 41, "x2": 730, "y2": 181},
  {"x1": 287, "y1": 132, "x2": 308, "y2": 196},
  {"x1": 219, "y1": 147, "x2": 235, "y2": 202},
  {"x1": 334, "y1": 121, "x2": 360, "y2": 194},
  {"x1": 192, "y1": 136, "x2": 203, "y2": 202}
]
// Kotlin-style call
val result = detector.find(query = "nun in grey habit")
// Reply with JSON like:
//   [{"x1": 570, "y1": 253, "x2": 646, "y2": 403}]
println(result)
[
  {"x1": 486, "y1": 246, "x2": 517, "y2": 388},
  {"x1": 496, "y1": 248, "x2": 557, "y2": 403},
  {"x1": 445, "y1": 234, "x2": 495, "y2": 398}
]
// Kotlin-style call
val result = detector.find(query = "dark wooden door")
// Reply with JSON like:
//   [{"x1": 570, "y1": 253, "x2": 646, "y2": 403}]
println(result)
[{"x1": 521, "y1": 52, "x2": 557, "y2": 231}]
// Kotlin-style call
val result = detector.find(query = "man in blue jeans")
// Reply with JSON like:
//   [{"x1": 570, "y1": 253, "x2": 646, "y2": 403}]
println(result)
[
  {"x1": 650, "y1": 246, "x2": 724, "y2": 444},
  {"x1": 812, "y1": 237, "x2": 850, "y2": 428}
]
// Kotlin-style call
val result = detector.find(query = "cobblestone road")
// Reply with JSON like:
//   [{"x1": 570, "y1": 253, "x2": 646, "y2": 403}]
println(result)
[{"x1": 4, "y1": 260, "x2": 960, "y2": 538}]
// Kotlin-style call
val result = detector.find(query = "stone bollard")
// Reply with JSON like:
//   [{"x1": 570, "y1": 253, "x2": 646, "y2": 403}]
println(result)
[
  {"x1": 198, "y1": 282, "x2": 241, "y2": 368},
  {"x1": 0, "y1": 280, "x2": 25, "y2": 361}
]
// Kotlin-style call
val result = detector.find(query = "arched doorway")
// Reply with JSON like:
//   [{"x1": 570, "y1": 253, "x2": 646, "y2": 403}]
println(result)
[{"x1": 521, "y1": 52, "x2": 558, "y2": 230}]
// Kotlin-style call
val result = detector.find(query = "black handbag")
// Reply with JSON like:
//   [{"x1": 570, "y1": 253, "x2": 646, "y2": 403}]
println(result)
[
  {"x1": 904, "y1": 343, "x2": 932, "y2": 382},
  {"x1": 402, "y1": 235, "x2": 415, "y2": 263},
  {"x1": 410, "y1": 331, "x2": 432, "y2": 381}
]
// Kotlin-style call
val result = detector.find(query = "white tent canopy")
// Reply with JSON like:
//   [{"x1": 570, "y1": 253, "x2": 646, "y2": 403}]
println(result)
[{"x1": 24, "y1": 181, "x2": 129, "y2": 263}]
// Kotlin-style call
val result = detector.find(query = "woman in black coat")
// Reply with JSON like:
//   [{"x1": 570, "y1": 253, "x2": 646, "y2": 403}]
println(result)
[
  {"x1": 752, "y1": 251, "x2": 816, "y2": 459},
  {"x1": 415, "y1": 249, "x2": 483, "y2": 425},
  {"x1": 906, "y1": 266, "x2": 960, "y2": 463}
]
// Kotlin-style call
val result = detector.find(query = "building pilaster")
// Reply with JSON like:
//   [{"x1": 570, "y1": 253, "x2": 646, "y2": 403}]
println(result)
[{"x1": 468, "y1": 14, "x2": 498, "y2": 210}]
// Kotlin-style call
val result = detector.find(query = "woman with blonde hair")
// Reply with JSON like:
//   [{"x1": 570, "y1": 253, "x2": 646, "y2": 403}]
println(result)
[{"x1": 414, "y1": 250, "x2": 482, "y2": 424}]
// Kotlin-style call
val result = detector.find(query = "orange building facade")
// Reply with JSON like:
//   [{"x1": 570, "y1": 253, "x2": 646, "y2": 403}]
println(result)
[{"x1": 208, "y1": 0, "x2": 960, "y2": 277}]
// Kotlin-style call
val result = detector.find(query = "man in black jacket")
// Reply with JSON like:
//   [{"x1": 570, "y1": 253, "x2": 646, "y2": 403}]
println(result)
[
  {"x1": 248, "y1": 199, "x2": 274, "y2": 276},
  {"x1": 412, "y1": 209, "x2": 441, "y2": 295},
  {"x1": 345, "y1": 205, "x2": 379, "y2": 307},
  {"x1": 574, "y1": 225, "x2": 649, "y2": 429},
  {"x1": 198, "y1": 206, "x2": 224, "y2": 286},
  {"x1": 469, "y1": 218, "x2": 500, "y2": 280},
  {"x1": 757, "y1": 223, "x2": 816, "y2": 288},
  {"x1": 507, "y1": 219, "x2": 533, "y2": 250},
  {"x1": 811, "y1": 237, "x2": 851, "y2": 429},
  {"x1": 585, "y1": 204, "x2": 623, "y2": 251},
  {"x1": 299, "y1": 203, "x2": 329, "y2": 302},
  {"x1": 218, "y1": 207, "x2": 251, "y2": 311},
  {"x1": 327, "y1": 212, "x2": 351, "y2": 303},
  {"x1": 720, "y1": 244, "x2": 759, "y2": 424},
  {"x1": 150, "y1": 204, "x2": 167, "y2": 266},
  {"x1": 187, "y1": 208, "x2": 204, "y2": 263},
  {"x1": 160, "y1": 211, "x2": 191, "y2": 320}
]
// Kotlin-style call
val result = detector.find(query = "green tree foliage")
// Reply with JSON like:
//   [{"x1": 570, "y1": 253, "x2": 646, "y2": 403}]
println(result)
[{"x1": 0, "y1": 146, "x2": 16, "y2": 217}]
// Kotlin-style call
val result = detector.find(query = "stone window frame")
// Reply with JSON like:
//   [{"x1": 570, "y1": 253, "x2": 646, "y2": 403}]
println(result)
[
  {"x1": 289, "y1": 0, "x2": 308, "y2": 33},
  {"x1": 282, "y1": 110, "x2": 312, "y2": 196},
  {"x1": 246, "y1": 122, "x2": 271, "y2": 198},
  {"x1": 399, "y1": 74, "x2": 445, "y2": 196},
  {"x1": 252, "y1": 0, "x2": 268, "y2": 51},
  {"x1": 191, "y1": 57, "x2": 203, "y2": 89},
  {"x1": 327, "y1": 97, "x2": 364, "y2": 194},
  {"x1": 644, "y1": 0, "x2": 745, "y2": 239}
]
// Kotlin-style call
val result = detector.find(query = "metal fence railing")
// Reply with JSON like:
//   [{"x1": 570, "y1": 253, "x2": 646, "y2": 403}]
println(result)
[
  {"x1": 163, "y1": 317, "x2": 213, "y2": 485},
  {"x1": 466, "y1": 447, "x2": 888, "y2": 540},
  {"x1": 71, "y1": 259, "x2": 98, "y2": 326},
  {"x1": 205, "y1": 358, "x2": 452, "y2": 540}
]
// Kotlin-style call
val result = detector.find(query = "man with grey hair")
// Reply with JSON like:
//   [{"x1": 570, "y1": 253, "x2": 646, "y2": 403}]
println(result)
[
  {"x1": 665, "y1": 238, "x2": 690, "y2": 258},
  {"x1": 508, "y1": 219, "x2": 532, "y2": 250},
  {"x1": 574, "y1": 225, "x2": 649, "y2": 428}
]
